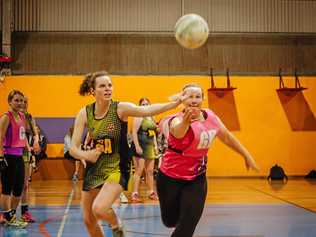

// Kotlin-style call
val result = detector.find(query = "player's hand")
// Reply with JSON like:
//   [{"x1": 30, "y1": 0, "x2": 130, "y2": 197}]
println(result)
[
  {"x1": 245, "y1": 155, "x2": 260, "y2": 172},
  {"x1": 178, "y1": 91, "x2": 191, "y2": 103},
  {"x1": 136, "y1": 146, "x2": 143, "y2": 156},
  {"x1": 0, "y1": 156, "x2": 8, "y2": 171},
  {"x1": 33, "y1": 141, "x2": 41, "y2": 154},
  {"x1": 169, "y1": 91, "x2": 190, "y2": 105},
  {"x1": 189, "y1": 107, "x2": 201, "y2": 121},
  {"x1": 183, "y1": 108, "x2": 194, "y2": 124}
]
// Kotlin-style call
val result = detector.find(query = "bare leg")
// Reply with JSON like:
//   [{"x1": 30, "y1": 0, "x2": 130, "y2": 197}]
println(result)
[
  {"x1": 21, "y1": 163, "x2": 30, "y2": 205},
  {"x1": 10, "y1": 196, "x2": 21, "y2": 210},
  {"x1": 145, "y1": 159, "x2": 156, "y2": 194},
  {"x1": 72, "y1": 161, "x2": 80, "y2": 181},
  {"x1": 81, "y1": 190, "x2": 104, "y2": 237},
  {"x1": 132, "y1": 158, "x2": 145, "y2": 194},
  {"x1": 1, "y1": 194, "x2": 11, "y2": 210},
  {"x1": 75, "y1": 160, "x2": 80, "y2": 175},
  {"x1": 29, "y1": 161, "x2": 33, "y2": 179},
  {"x1": 92, "y1": 182, "x2": 122, "y2": 228}
]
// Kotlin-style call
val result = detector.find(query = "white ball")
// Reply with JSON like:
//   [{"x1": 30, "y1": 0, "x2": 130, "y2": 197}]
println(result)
[{"x1": 175, "y1": 14, "x2": 209, "y2": 49}]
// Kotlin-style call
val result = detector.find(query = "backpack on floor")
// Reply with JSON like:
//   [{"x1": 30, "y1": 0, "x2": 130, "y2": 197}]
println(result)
[
  {"x1": 305, "y1": 170, "x2": 316, "y2": 179},
  {"x1": 267, "y1": 164, "x2": 288, "y2": 181}
]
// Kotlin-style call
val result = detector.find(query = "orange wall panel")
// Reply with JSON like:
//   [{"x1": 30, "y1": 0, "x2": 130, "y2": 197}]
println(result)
[{"x1": 1, "y1": 75, "x2": 316, "y2": 177}]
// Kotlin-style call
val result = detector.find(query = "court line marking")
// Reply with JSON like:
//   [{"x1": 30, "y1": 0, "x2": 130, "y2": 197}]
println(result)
[
  {"x1": 247, "y1": 185, "x2": 316, "y2": 214},
  {"x1": 39, "y1": 216, "x2": 62, "y2": 237},
  {"x1": 128, "y1": 231, "x2": 262, "y2": 237},
  {"x1": 56, "y1": 187, "x2": 75, "y2": 237}
]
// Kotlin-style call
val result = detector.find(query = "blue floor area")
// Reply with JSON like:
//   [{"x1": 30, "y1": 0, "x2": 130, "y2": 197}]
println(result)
[{"x1": 1, "y1": 204, "x2": 316, "y2": 237}]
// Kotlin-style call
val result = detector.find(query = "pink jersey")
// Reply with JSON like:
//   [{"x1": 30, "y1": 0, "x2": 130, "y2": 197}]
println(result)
[
  {"x1": 159, "y1": 109, "x2": 220, "y2": 180},
  {"x1": 3, "y1": 111, "x2": 26, "y2": 156}
]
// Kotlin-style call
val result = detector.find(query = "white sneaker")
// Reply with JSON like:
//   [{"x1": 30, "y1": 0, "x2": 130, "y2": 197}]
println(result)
[
  {"x1": 72, "y1": 173, "x2": 79, "y2": 182},
  {"x1": 119, "y1": 193, "x2": 128, "y2": 204}
]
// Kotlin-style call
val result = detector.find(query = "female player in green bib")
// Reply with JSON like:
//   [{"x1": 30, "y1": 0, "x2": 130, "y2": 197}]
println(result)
[
  {"x1": 131, "y1": 97, "x2": 159, "y2": 203},
  {"x1": 70, "y1": 71, "x2": 185, "y2": 237}
]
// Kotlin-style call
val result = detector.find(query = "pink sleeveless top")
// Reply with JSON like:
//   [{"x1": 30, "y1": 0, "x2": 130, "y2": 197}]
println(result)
[
  {"x1": 159, "y1": 109, "x2": 220, "y2": 180},
  {"x1": 3, "y1": 111, "x2": 26, "y2": 156}
]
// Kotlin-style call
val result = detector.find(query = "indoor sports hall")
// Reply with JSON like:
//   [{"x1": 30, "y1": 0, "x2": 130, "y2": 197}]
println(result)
[{"x1": 0, "y1": 1, "x2": 316, "y2": 237}]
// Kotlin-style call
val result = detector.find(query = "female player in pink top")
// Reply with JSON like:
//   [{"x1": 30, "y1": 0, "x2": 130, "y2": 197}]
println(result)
[
  {"x1": 157, "y1": 83, "x2": 259, "y2": 237},
  {"x1": 0, "y1": 90, "x2": 28, "y2": 228}
]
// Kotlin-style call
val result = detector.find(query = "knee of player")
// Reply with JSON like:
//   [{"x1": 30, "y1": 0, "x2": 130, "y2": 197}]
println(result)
[
  {"x1": 146, "y1": 168, "x2": 154, "y2": 176},
  {"x1": 92, "y1": 202, "x2": 112, "y2": 220},
  {"x1": 83, "y1": 213, "x2": 97, "y2": 227},
  {"x1": 12, "y1": 190, "x2": 23, "y2": 198},
  {"x1": 91, "y1": 204, "x2": 102, "y2": 219},
  {"x1": 23, "y1": 182, "x2": 29, "y2": 190}
]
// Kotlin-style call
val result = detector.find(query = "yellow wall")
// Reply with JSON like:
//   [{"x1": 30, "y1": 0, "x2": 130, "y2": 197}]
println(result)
[{"x1": 1, "y1": 75, "x2": 316, "y2": 176}]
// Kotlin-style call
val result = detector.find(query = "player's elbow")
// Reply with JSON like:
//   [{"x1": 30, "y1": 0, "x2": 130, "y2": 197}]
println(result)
[{"x1": 69, "y1": 145, "x2": 77, "y2": 158}]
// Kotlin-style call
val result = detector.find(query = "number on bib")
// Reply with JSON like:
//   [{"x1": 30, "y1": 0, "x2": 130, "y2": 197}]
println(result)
[
  {"x1": 197, "y1": 130, "x2": 216, "y2": 149},
  {"x1": 95, "y1": 138, "x2": 113, "y2": 154}
]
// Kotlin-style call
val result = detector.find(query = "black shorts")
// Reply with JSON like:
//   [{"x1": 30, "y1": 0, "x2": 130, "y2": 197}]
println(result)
[
  {"x1": 64, "y1": 151, "x2": 76, "y2": 160},
  {"x1": 1, "y1": 154, "x2": 25, "y2": 196}
]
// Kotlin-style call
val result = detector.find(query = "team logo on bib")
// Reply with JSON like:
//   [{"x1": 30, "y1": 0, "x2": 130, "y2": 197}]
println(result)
[
  {"x1": 106, "y1": 123, "x2": 115, "y2": 132},
  {"x1": 147, "y1": 129, "x2": 155, "y2": 137}
]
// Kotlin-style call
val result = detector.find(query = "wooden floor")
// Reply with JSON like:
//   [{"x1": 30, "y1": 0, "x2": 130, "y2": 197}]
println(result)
[
  {"x1": 27, "y1": 178, "x2": 316, "y2": 213},
  {"x1": 1, "y1": 177, "x2": 315, "y2": 237}
]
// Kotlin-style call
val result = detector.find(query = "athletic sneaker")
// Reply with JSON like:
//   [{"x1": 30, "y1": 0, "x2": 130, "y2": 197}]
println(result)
[
  {"x1": 131, "y1": 192, "x2": 142, "y2": 203},
  {"x1": 119, "y1": 193, "x2": 128, "y2": 204},
  {"x1": 72, "y1": 173, "x2": 79, "y2": 182},
  {"x1": 21, "y1": 211, "x2": 36, "y2": 222},
  {"x1": 5, "y1": 216, "x2": 28, "y2": 228},
  {"x1": 112, "y1": 226, "x2": 125, "y2": 237}
]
